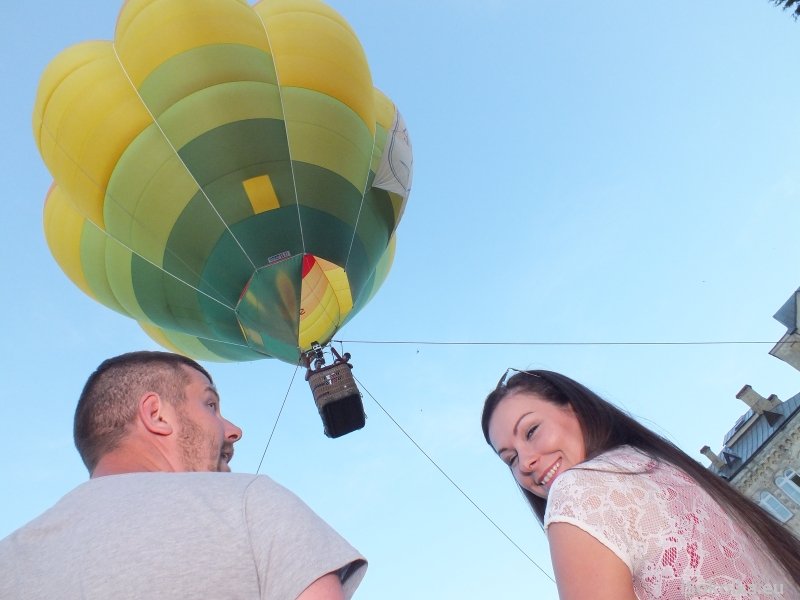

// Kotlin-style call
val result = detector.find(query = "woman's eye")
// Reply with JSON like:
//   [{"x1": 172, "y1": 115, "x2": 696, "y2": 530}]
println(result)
[
  {"x1": 526, "y1": 426, "x2": 538, "y2": 440},
  {"x1": 507, "y1": 455, "x2": 518, "y2": 468}
]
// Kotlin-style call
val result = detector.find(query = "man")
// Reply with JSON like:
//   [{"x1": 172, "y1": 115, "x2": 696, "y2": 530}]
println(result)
[{"x1": 0, "y1": 351, "x2": 366, "y2": 600}]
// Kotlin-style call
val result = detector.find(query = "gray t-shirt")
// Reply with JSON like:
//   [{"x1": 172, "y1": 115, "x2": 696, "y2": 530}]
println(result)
[{"x1": 0, "y1": 473, "x2": 367, "y2": 600}]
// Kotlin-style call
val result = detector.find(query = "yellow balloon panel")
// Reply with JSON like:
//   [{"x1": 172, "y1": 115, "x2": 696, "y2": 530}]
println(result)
[
  {"x1": 254, "y1": 0, "x2": 375, "y2": 135},
  {"x1": 298, "y1": 255, "x2": 355, "y2": 350},
  {"x1": 116, "y1": 0, "x2": 272, "y2": 87},
  {"x1": 33, "y1": 41, "x2": 110, "y2": 154},
  {"x1": 139, "y1": 322, "x2": 236, "y2": 363},
  {"x1": 318, "y1": 257, "x2": 353, "y2": 317},
  {"x1": 299, "y1": 261, "x2": 340, "y2": 349},
  {"x1": 34, "y1": 44, "x2": 152, "y2": 230},
  {"x1": 243, "y1": 174, "x2": 281, "y2": 214},
  {"x1": 42, "y1": 184, "x2": 96, "y2": 301},
  {"x1": 254, "y1": 0, "x2": 358, "y2": 35},
  {"x1": 42, "y1": 184, "x2": 135, "y2": 319},
  {"x1": 139, "y1": 321, "x2": 187, "y2": 355},
  {"x1": 373, "y1": 88, "x2": 396, "y2": 132}
]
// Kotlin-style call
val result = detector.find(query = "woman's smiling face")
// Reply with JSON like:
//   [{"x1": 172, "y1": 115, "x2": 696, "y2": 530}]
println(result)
[{"x1": 488, "y1": 392, "x2": 586, "y2": 498}]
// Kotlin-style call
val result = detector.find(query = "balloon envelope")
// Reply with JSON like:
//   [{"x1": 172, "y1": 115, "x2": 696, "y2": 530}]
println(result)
[{"x1": 35, "y1": 0, "x2": 413, "y2": 364}]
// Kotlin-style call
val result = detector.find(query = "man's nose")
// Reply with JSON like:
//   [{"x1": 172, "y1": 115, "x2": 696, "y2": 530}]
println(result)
[{"x1": 225, "y1": 419, "x2": 242, "y2": 442}]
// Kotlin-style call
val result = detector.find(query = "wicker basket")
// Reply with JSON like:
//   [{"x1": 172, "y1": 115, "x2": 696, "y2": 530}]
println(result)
[{"x1": 305, "y1": 348, "x2": 365, "y2": 438}]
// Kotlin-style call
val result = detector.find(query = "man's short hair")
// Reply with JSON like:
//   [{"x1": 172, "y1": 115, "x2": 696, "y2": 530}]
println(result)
[{"x1": 74, "y1": 351, "x2": 213, "y2": 473}]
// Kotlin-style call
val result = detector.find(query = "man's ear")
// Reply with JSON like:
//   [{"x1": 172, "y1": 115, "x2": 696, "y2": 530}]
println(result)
[{"x1": 138, "y1": 392, "x2": 174, "y2": 436}]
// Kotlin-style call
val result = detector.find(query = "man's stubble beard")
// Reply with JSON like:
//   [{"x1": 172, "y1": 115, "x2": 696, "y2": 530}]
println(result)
[{"x1": 176, "y1": 410, "x2": 225, "y2": 472}]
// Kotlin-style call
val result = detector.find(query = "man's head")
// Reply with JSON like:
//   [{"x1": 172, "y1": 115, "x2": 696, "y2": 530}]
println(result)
[{"x1": 74, "y1": 351, "x2": 242, "y2": 475}]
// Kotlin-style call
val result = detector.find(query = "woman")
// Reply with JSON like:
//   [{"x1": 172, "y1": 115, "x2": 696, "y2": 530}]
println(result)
[{"x1": 482, "y1": 369, "x2": 800, "y2": 600}]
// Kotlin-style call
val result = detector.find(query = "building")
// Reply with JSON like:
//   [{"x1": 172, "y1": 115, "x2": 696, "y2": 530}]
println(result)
[{"x1": 700, "y1": 289, "x2": 800, "y2": 537}]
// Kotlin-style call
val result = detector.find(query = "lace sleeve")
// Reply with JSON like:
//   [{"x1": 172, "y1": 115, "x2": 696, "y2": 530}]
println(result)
[
  {"x1": 545, "y1": 450, "x2": 800, "y2": 600},
  {"x1": 544, "y1": 467, "x2": 666, "y2": 574}
]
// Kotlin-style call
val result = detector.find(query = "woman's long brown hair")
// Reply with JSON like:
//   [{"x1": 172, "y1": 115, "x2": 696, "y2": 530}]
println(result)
[{"x1": 481, "y1": 369, "x2": 800, "y2": 588}]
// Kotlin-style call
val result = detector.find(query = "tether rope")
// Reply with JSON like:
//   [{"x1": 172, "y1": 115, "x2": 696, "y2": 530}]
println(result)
[
  {"x1": 353, "y1": 374, "x2": 556, "y2": 584},
  {"x1": 256, "y1": 361, "x2": 300, "y2": 474}
]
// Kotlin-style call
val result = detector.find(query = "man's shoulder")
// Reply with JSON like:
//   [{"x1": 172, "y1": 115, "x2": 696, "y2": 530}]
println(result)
[
  {"x1": 0, "y1": 473, "x2": 284, "y2": 546},
  {"x1": 0, "y1": 473, "x2": 345, "y2": 600},
  {"x1": 78, "y1": 471, "x2": 282, "y2": 497},
  {"x1": 81, "y1": 472, "x2": 299, "y2": 515},
  {"x1": 94, "y1": 471, "x2": 265, "y2": 485}
]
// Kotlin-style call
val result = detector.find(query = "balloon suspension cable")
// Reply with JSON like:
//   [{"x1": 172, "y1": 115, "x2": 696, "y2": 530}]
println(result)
[
  {"x1": 352, "y1": 374, "x2": 556, "y2": 584},
  {"x1": 304, "y1": 342, "x2": 352, "y2": 373},
  {"x1": 256, "y1": 361, "x2": 301, "y2": 474},
  {"x1": 333, "y1": 339, "x2": 785, "y2": 347}
]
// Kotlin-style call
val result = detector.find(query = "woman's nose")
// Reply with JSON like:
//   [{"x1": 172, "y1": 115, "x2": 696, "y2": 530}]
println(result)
[{"x1": 518, "y1": 448, "x2": 538, "y2": 474}]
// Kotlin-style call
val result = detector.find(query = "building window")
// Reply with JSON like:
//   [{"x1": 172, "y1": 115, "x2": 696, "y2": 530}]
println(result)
[
  {"x1": 757, "y1": 491, "x2": 793, "y2": 523},
  {"x1": 775, "y1": 469, "x2": 800, "y2": 506}
]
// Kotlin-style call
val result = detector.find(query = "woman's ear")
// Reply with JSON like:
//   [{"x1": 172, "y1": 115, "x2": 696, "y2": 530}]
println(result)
[{"x1": 138, "y1": 392, "x2": 174, "y2": 436}]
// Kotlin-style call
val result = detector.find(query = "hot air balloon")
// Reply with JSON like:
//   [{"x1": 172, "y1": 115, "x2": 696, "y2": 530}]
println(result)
[{"x1": 34, "y1": 0, "x2": 412, "y2": 437}]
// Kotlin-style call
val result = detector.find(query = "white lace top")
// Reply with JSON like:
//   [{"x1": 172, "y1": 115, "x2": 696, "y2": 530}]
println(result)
[{"x1": 543, "y1": 446, "x2": 797, "y2": 600}]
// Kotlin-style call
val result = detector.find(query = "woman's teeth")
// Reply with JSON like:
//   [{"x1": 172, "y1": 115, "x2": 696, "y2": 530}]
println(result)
[{"x1": 540, "y1": 460, "x2": 560, "y2": 485}]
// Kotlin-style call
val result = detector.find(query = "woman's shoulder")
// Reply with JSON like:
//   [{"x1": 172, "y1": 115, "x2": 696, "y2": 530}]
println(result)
[
  {"x1": 545, "y1": 446, "x2": 665, "y2": 524},
  {"x1": 576, "y1": 445, "x2": 659, "y2": 475},
  {"x1": 546, "y1": 446, "x2": 658, "y2": 494},
  {"x1": 543, "y1": 447, "x2": 670, "y2": 570}
]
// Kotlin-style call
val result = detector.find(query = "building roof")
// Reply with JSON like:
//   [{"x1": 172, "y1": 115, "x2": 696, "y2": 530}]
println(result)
[
  {"x1": 710, "y1": 392, "x2": 800, "y2": 479},
  {"x1": 774, "y1": 289, "x2": 799, "y2": 332}
]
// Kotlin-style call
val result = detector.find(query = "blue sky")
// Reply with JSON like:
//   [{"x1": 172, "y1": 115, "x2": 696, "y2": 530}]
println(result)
[{"x1": 2, "y1": 1, "x2": 800, "y2": 598}]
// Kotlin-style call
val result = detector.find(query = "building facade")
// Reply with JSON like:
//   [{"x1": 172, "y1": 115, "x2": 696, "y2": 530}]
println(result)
[{"x1": 700, "y1": 289, "x2": 800, "y2": 537}]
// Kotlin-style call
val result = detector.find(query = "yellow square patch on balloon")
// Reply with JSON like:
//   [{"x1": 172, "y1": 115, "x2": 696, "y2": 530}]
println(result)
[{"x1": 243, "y1": 174, "x2": 280, "y2": 214}]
